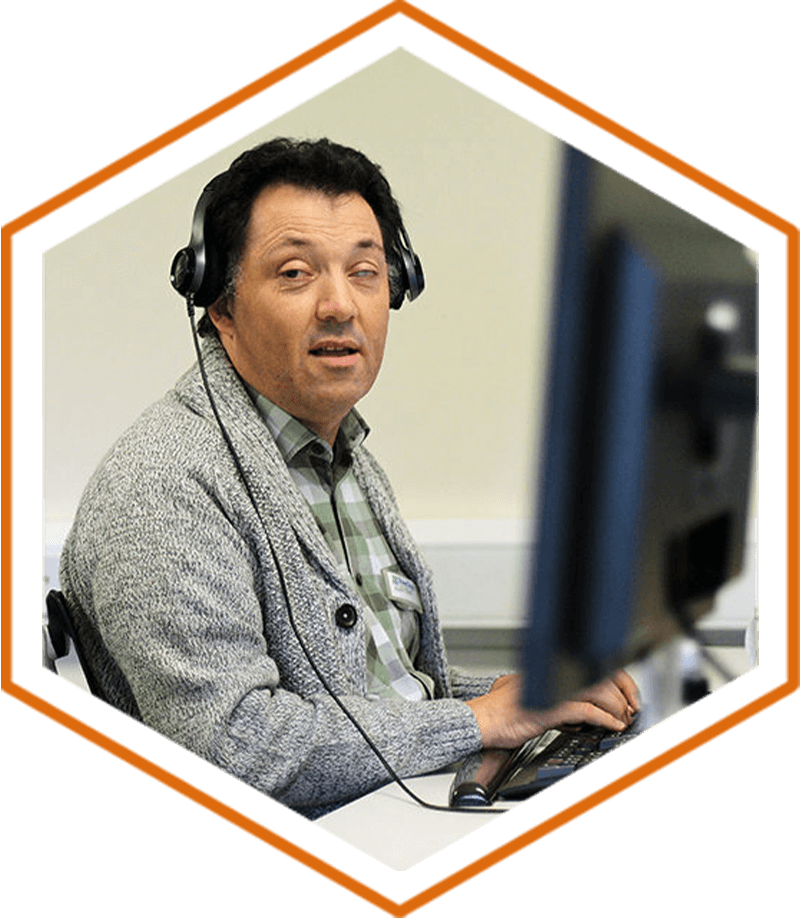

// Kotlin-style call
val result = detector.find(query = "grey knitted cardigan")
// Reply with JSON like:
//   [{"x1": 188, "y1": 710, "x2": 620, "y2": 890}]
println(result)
[{"x1": 60, "y1": 338, "x2": 490, "y2": 817}]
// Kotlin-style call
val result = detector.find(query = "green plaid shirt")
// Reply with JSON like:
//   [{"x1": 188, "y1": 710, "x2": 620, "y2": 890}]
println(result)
[{"x1": 247, "y1": 388, "x2": 435, "y2": 702}]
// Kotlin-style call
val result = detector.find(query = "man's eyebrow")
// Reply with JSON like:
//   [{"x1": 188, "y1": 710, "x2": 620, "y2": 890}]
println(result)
[
  {"x1": 353, "y1": 238, "x2": 385, "y2": 254},
  {"x1": 267, "y1": 237, "x2": 312, "y2": 253}
]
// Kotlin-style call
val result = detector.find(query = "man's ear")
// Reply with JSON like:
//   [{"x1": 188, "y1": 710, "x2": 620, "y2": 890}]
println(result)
[{"x1": 208, "y1": 297, "x2": 234, "y2": 339}]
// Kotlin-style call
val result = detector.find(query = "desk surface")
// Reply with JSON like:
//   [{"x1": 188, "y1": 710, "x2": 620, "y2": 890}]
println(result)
[{"x1": 317, "y1": 769, "x2": 503, "y2": 869}]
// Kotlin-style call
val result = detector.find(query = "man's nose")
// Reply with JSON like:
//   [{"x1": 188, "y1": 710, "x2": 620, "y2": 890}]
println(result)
[{"x1": 316, "y1": 272, "x2": 356, "y2": 324}]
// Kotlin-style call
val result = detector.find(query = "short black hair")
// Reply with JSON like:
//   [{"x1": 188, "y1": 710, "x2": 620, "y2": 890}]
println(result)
[{"x1": 197, "y1": 137, "x2": 407, "y2": 335}]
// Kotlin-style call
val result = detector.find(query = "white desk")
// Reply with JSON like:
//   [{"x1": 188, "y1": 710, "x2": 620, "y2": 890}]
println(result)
[{"x1": 317, "y1": 769, "x2": 504, "y2": 870}]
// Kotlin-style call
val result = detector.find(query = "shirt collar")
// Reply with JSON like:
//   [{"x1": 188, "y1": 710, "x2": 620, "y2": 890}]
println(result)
[{"x1": 245, "y1": 384, "x2": 369, "y2": 464}]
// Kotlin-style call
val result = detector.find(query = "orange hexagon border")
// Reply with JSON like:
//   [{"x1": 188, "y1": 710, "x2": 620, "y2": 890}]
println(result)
[{"x1": 2, "y1": 4, "x2": 798, "y2": 916}]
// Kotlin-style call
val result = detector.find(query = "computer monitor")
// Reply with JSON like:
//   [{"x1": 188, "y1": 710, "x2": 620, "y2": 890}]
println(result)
[{"x1": 521, "y1": 145, "x2": 757, "y2": 710}]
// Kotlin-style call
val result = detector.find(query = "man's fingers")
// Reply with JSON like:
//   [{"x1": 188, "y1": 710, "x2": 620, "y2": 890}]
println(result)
[
  {"x1": 576, "y1": 670, "x2": 640, "y2": 723},
  {"x1": 612, "y1": 669, "x2": 640, "y2": 711},
  {"x1": 545, "y1": 700, "x2": 628, "y2": 733}
]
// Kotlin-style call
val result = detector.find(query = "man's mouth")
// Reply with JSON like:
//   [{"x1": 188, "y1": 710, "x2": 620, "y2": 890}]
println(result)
[{"x1": 310, "y1": 343, "x2": 360, "y2": 357}]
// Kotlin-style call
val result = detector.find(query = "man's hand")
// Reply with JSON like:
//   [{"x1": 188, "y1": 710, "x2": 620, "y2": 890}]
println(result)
[{"x1": 466, "y1": 671, "x2": 640, "y2": 749}]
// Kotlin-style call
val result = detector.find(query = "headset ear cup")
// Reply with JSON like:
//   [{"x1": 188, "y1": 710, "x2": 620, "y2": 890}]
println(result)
[
  {"x1": 405, "y1": 250, "x2": 425, "y2": 301},
  {"x1": 391, "y1": 226, "x2": 425, "y2": 310},
  {"x1": 170, "y1": 247, "x2": 197, "y2": 297},
  {"x1": 170, "y1": 183, "x2": 224, "y2": 309}
]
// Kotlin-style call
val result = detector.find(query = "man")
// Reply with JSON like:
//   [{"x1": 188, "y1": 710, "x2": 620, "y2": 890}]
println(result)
[{"x1": 60, "y1": 138, "x2": 638, "y2": 818}]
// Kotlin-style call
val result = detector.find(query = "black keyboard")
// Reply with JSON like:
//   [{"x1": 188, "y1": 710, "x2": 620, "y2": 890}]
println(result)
[{"x1": 450, "y1": 714, "x2": 644, "y2": 807}]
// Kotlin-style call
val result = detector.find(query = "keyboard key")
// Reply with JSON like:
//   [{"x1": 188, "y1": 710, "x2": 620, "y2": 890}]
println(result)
[{"x1": 536, "y1": 763, "x2": 576, "y2": 780}]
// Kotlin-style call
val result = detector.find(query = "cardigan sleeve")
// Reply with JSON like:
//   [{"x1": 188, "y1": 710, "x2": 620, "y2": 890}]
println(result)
[{"x1": 448, "y1": 666, "x2": 500, "y2": 701}]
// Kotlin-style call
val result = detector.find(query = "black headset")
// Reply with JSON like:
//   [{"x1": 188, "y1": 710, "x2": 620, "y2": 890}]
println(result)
[{"x1": 170, "y1": 180, "x2": 425, "y2": 311}]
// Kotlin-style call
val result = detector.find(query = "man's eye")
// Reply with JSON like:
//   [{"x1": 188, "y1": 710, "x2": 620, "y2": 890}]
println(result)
[{"x1": 280, "y1": 268, "x2": 307, "y2": 279}]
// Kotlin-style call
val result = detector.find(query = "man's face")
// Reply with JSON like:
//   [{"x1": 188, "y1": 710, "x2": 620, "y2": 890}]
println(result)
[{"x1": 210, "y1": 184, "x2": 391, "y2": 444}]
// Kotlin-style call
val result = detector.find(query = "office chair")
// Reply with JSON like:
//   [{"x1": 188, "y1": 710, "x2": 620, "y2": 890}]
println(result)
[
  {"x1": 42, "y1": 634, "x2": 56, "y2": 671},
  {"x1": 43, "y1": 589, "x2": 106, "y2": 700}
]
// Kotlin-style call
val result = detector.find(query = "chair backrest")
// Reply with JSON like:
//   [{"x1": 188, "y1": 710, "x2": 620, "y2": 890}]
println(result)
[
  {"x1": 42, "y1": 624, "x2": 59, "y2": 672},
  {"x1": 43, "y1": 589, "x2": 106, "y2": 700}
]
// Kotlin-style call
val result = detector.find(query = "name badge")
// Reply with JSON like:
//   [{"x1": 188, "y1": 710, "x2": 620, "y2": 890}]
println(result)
[{"x1": 383, "y1": 570, "x2": 423, "y2": 612}]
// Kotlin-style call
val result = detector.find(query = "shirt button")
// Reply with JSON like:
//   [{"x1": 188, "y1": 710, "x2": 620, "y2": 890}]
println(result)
[{"x1": 334, "y1": 604, "x2": 358, "y2": 629}]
